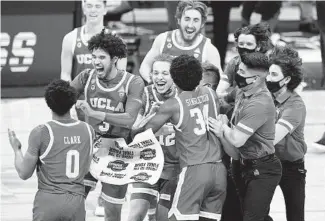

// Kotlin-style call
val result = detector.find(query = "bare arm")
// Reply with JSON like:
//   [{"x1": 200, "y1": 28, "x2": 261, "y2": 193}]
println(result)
[
  {"x1": 139, "y1": 33, "x2": 166, "y2": 83},
  {"x1": 60, "y1": 31, "x2": 75, "y2": 82},
  {"x1": 8, "y1": 128, "x2": 41, "y2": 180}
]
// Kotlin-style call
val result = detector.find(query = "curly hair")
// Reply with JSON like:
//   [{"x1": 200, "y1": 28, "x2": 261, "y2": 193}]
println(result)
[
  {"x1": 170, "y1": 54, "x2": 202, "y2": 91},
  {"x1": 175, "y1": 0, "x2": 208, "y2": 24},
  {"x1": 241, "y1": 52, "x2": 270, "y2": 71},
  {"x1": 45, "y1": 79, "x2": 77, "y2": 116},
  {"x1": 202, "y1": 61, "x2": 220, "y2": 86},
  {"x1": 88, "y1": 29, "x2": 127, "y2": 59},
  {"x1": 234, "y1": 22, "x2": 272, "y2": 53},
  {"x1": 269, "y1": 45, "x2": 303, "y2": 91}
]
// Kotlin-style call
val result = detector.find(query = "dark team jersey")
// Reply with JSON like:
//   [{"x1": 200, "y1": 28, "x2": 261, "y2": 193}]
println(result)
[
  {"x1": 143, "y1": 85, "x2": 179, "y2": 179},
  {"x1": 71, "y1": 26, "x2": 94, "y2": 80},
  {"x1": 174, "y1": 86, "x2": 224, "y2": 168},
  {"x1": 71, "y1": 68, "x2": 144, "y2": 141},
  {"x1": 35, "y1": 120, "x2": 94, "y2": 196},
  {"x1": 161, "y1": 30, "x2": 208, "y2": 62}
]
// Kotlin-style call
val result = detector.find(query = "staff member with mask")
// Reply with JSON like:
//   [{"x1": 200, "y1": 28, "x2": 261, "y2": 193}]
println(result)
[
  {"x1": 209, "y1": 52, "x2": 282, "y2": 221},
  {"x1": 266, "y1": 45, "x2": 307, "y2": 221}
]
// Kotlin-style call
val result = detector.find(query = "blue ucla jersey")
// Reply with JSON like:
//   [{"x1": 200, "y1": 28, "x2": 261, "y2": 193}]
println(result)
[
  {"x1": 84, "y1": 70, "x2": 135, "y2": 140},
  {"x1": 71, "y1": 26, "x2": 94, "y2": 80},
  {"x1": 37, "y1": 120, "x2": 93, "y2": 196},
  {"x1": 144, "y1": 85, "x2": 179, "y2": 179},
  {"x1": 161, "y1": 30, "x2": 208, "y2": 62},
  {"x1": 174, "y1": 86, "x2": 224, "y2": 168}
]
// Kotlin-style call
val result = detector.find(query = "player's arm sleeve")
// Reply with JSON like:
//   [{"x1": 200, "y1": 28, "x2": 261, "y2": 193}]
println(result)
[
  {"x1": 60, "y1": 32, "x2": 74, "y2": 82},
  {"x1": 94, "y1": 76, "x2": 145, "y2": 129},
  {"x1": 16, "y1": 126, "x2": 42, "y2": 180},
  {"x1": 139, "y1": 33, "x2": 166, "y2": 83},
  {"x1": 70, "y1": 69, "x2": 91, "y2": 97},
  {"x1": 274, "y1": 101, "x2": 305, "y2": 144}
]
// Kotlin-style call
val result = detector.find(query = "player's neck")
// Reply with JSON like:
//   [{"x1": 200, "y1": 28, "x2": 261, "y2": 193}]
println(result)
[
  {"x1": 52, "y1": 112, "x2": 72, "y2": 122},
  {"x1": 105, "y1": 67, "x2": 118, "y2": 81},
  {"x1": 84, "y1": 22, "x2": 104, "y2": 35}
]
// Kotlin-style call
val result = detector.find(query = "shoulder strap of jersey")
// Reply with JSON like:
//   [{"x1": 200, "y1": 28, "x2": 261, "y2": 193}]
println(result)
[
  {"x1": 125, "y1": 72, "x2": 135, "y2": 95},
  {"x1": 174, "y1": 96, "x2": 184, "y2": 131},
  {"x1": 39, "y1": 123, "x2": 54, "y2": 163},
  {"x1": 144, "y1": 86, "x2": 150, "y2": 116},
  {"x1": 160, "y1": 31, "x2": 171, "y2": 54},
  {"x1": 71, "y1": 27, "x2": 79, "y2": 55},
  {"x1": 84, "y1": 69, "x2": 95, "y2": 101},
  {"x1": 207, "y1": 87, "x2": 219, "y2": 118}
]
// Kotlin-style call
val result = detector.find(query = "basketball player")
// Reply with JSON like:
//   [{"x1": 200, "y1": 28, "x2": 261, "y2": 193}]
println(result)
[
  {"x1": 60, "y1": 0, "x2": 127, "y2": 82},
  {"x1": 139, "y1": 0, "x2": 229, "y2": 93},
  {"x1": 73, "y1": 31, "x2": 145, "y2": 221},
  {"x1": 133, "y1": 54, "x2": 228, "y2": 221},
  {"x1": 8, "y1": 79, "x2": 94, "y2": 221},
  {"x1": 129, "y1": 54, "x2": 179, "y2": 221}
]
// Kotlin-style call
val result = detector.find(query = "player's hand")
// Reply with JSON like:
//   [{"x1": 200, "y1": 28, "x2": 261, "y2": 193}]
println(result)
[
  {"x1": 8, "y1": 129, "x2": 22, "y2": 151},
  {"x1": 76, "y1": 100, "x2": 93, "y2": 116},
  {"x1": 217, "y1": 114, "x2": 229, "y2": 125},
  {"x1": 208, "y1": 117, "x2": 224, "y2": 138},
  {"x1": 148, "y1": 102, "x2": 162, "y2": 116}
]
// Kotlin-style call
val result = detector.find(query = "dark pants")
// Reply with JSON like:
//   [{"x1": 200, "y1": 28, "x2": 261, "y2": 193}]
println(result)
[
  {"x1": 239, "y1": 155, "x2": 282, "y2": 221},
  {"x1": 275, "y1": 160, "x2": 306, "y2": 221},
  {"x1": 221, "y1": 158, "x2": 243, "y2": 221}
]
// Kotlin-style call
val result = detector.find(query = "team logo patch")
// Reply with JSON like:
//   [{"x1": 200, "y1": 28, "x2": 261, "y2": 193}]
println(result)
[
  {"x1": 130, "y1": 172, "x2": 152, "y2": 182},
  {"x1": 167, "y1": 43, "x2": 172, "y2": 49},
  {"x1": 117, "y1": 86, "x2": 126, "y2": 99},
  {"x1": 140, "y1": 148, "x2": 156, "y2": 160},
  {"x1": 167, "y1": 37, "x2": 171, "y2": 43},
  {"x1": 107, "y1": 160, "x2": 129, "y2": 171},
  {"x1": 77, "y1": 42, "x2": 82, "y2": 48},
  {"x1": 91, "y1": 85, "x2": 95, "y2": 90}
]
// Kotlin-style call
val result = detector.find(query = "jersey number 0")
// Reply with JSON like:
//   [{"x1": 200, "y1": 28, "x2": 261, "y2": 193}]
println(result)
[{"x1": 66, "y1": 150, "x2": 80, "y2": 178}]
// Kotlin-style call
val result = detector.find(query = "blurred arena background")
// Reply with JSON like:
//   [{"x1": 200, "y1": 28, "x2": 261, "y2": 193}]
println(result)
[{"x1": 1, "y1": 1, "x2": 325, "y2": 221}]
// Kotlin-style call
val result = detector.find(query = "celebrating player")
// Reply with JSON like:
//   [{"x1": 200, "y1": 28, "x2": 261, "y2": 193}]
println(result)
[
  {"x1": 140, "y1": 0, "x2": 229, "y2": 93},
  {"x1": 134, "y1": 54, "x2": 228, "y2": 221},
  {"x1": 72, "y1": 31, "x2": 145, "y2": 221},
  {"x1": 8, "y1": 79, "x2": 94, "y2": 221},
  {"x1": 129, "y1": 54, "x2": 179, "y2": 221}
]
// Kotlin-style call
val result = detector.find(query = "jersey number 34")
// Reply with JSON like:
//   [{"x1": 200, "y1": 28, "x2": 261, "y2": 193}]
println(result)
[{"x1": 190, "y1": 104, "x2": 209, "y2": 136}]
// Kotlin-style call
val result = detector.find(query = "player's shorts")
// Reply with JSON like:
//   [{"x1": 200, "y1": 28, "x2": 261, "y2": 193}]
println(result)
[
  {"x1": 168, "y1": 162, "x2": 227, "y2": 221},
  {"x1": 130, "y1": 178, "x2": 178, "y2": 209},
  {"x1": 33, "y1": 190, "x2": 85, "y2": 221},
  {"x1": 83, "y1": 136, "x2": 128, "y2": 204}
]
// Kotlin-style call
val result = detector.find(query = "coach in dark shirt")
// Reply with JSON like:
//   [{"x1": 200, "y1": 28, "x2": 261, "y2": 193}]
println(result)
[{"x1": 266, "y1": 45, "x2": 307, "y2": 221}]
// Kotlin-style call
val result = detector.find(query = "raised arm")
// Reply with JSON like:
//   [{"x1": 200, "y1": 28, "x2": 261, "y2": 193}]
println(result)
[
  {"x1": 139, "y1": 33, "x2": 166, "y2": 83},
  {"x1": 60, "y1": 31, "x2": 75, "y2": 82}
]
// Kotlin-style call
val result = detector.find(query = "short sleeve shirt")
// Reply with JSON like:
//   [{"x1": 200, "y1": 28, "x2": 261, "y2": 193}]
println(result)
[
  {"x1": 274, "y1": 91, "x2": 307, "y2": 161},
  {"x1": 231, "y1": 84, "x2": 276, "y2": 159}
]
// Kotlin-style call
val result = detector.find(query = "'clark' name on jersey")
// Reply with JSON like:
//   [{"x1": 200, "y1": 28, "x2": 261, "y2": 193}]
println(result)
[
  {"x1": 90, "y1": 97, "x2": 124, "y2": 112},
  {"x1": 64, "y1": 136, "x2": 81, "y2": 145}
]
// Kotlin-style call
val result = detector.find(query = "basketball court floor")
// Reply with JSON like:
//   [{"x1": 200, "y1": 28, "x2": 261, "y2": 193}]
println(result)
[{"x1": 1, "y1": 90, "x2": 325, "y2": 221}]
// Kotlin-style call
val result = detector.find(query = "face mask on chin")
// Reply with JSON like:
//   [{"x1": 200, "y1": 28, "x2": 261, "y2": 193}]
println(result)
[
  {"x1": 235, "y1": 73, "x2": 257, "y2": 89},
  {"x1": 266, "y1": 78, "x2": 286, "y2": 93}
]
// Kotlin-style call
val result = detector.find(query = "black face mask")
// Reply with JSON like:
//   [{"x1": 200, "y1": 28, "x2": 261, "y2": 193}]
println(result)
[
  {"x1": 235, "y1": 73, "x2": 257, "y2": 88},
  {"x1": 237, "y1": 47, "x2": 256, "y2": 56},
  {"x1": 266, "y1": 79, "x2": 285, "y2": 93}
]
